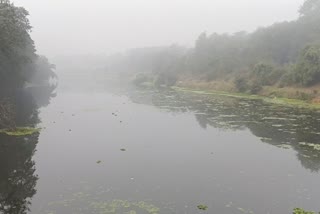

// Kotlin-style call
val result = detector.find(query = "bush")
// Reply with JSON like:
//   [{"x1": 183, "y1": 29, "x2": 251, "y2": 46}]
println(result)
[
  {"x1": 234, "y1": 76, "x2": 249, "y2": 92},
  {"x1": 154, "y1": 72, "x2": 177, "y2": 88},
  {"x1": 279, "y1": 71, "x2": 294, "y2": 87},
  {"x1": 252, "y1": 62, "x2": 275, "y2": 86},
  {"x1": 295, "y1": 91, "x2": 314, "y2": 101},
  {"x1": 249, "y1": 81, "x2": 262, "y2": 94},
  {"x1": 132, "y1": 73, "x2": 150, "y2": 86}
]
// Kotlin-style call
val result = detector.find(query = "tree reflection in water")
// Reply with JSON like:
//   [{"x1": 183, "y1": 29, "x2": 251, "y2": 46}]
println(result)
[
  {"x1": 0, "y1": 85, "x2": 56, "y2": 214},
  {"x1": 128, "y1": 87, "x2": 320, "y2": 172}
]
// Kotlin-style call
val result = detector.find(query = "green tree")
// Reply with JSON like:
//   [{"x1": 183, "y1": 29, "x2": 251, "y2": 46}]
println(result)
[
  {"x1": 293, "y1": 44, "x2": 320, "y2": 86},
  {"x1": 0, "y1": 0, "x2": 37, "y2": 92}
]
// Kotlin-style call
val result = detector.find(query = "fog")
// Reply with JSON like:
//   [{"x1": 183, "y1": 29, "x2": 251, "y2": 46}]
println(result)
[
  {"x1": 3, "y1": 1, "x2": 320, "y2": 213},
  {"x1": 14, "y1": 0, "x2": 302, "y2": 58}
]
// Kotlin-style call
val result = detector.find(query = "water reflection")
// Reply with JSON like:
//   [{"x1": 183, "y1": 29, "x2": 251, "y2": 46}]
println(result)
[
  {"x1": 0, "y1": 133, "x2": 39, "y2": 214},
  {"x1": 0, "y1": 85, "x2": 56, "y2": 213},
  {"x1": 128, "y1": 87, "x2": 320, "y2": 172}
]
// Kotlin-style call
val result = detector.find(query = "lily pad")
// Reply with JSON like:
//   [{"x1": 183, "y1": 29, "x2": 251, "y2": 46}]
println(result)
[{"x1": 0, "y1": 127, "x2": 41, "y2": 136}]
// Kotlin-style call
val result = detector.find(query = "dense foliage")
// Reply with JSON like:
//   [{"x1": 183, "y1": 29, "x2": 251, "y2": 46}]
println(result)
[
  {"x1": 106, "y1": 0, "x2": 320, "y2": 90},
  {"x1": 0, "y1": 0, "x2": 56, "y2": 93},
  {"x1": 0, "y1": 0, "x2": 56, "y2": 129},
  {"x1": 0, "y1": 0, "x2": 36, "y2": 91},
  {"x1": 0, "y1": 2, "x2": 55, "y2": 212}
]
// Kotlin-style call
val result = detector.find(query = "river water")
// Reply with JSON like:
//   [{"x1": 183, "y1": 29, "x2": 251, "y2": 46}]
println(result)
[{"x1": 1, "y1": 68, "x2": 320, "y2": 214}]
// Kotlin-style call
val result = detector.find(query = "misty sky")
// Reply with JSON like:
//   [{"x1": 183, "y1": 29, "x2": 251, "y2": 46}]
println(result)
[{"x1": 14, "y1": 0, "x2": 303, "y2": 58}]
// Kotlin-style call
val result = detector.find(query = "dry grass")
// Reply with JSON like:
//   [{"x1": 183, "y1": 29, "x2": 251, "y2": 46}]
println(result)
[
  {"x1": 261, "y1": 86, "x2": 320, "y2": 101},
  {"x1": 175, "y1": 79, "x2": 320, "y2": 106},
  {"x1": 176, "y1": 79, "x2": 236, "y2": 92}
]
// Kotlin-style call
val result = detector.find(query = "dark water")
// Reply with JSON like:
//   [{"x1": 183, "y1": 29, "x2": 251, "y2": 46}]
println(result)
[{"x1": 1, "y1": 78, "x2": 320, "y2": 214}]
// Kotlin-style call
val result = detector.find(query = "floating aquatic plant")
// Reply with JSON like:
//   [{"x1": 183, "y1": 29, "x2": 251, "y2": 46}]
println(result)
[
  {"x1": 0, "y1": 127, "x2": 40, "y2": 136},
  {"x1": 90, "y1": 200, "x2": 160, "y2": 214},
  {"x1": 197, "y1": 204, "x2": 208, "y2": 210},
  {"x1": 293, "y1": 208, "x2": 317, "y2": 214}
]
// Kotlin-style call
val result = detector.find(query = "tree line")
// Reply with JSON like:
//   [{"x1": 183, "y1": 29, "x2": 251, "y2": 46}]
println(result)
[{"x1": 106, "y1": 0, "x2": 320, "y2": 93}]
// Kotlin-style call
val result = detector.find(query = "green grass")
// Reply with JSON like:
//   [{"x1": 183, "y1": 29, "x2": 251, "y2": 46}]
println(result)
[
  {"x1": 0, "y1": 127, "x2": 41, "y2": 136},
  {"x1": 173, "y1": 87, "x2": 320, "y2": 109}
]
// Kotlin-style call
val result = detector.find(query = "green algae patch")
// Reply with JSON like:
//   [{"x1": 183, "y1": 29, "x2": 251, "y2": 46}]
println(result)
[
  {"x1": 293, "y1": 208, "x2": 317, "y2": 214},
  {"x1": 197, "y1": 204, "x2": 208, "y2": 210},
  {"x1": 263, "y1": 97, "x2": 320, "y2": 109},
  {"x1": 0, "y1": 127, "x2": 41, "y2": 136},
  {"x1": 90, "y1": 200, "x2": 160, "y2": 214},
  {"x1": 299, "y1": 142, "x2": 320, "y2": 151}
]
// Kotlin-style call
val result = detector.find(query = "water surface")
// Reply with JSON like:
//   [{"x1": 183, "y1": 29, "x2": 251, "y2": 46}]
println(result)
[{"x1": 1, "y1": 79, "x2": 320, "y2": 214}]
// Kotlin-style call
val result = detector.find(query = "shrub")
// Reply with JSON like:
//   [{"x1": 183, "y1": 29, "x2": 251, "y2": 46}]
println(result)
[
  {"x1": 154, "y1": 72, "x2": 178, "y2": 87},
  {"x1": 252, "y1": 62, "x2": 275, "y2": 85},
  {"x1": 234, "y1": 76, "x2": 249, "y2": 92},
  {"x1": 132, "y1": 73, "x2": 149, "y2": 86},
  {"x1": 249, "y1": 80, "x2": 263, "y2": 94}
]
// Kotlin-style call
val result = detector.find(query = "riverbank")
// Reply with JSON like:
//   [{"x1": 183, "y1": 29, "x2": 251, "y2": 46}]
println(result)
[{"x1": 173, "y1": 80, "x2": 320, "y2": 109}]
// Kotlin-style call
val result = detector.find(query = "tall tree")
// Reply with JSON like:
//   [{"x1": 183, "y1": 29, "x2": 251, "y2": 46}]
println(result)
[{"x1": 0, "y1": 0, "x2": 36, "y2": 91}]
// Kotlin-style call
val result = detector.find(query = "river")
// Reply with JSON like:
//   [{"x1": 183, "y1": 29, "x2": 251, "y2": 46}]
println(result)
[{"x1": 1, "y1": 66, "x2": 320, "y2": 214}]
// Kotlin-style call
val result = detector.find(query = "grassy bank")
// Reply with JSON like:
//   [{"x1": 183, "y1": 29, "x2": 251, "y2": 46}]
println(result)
[{"x1": 173, "y1": 82, "x2": 320, "y2": 109}]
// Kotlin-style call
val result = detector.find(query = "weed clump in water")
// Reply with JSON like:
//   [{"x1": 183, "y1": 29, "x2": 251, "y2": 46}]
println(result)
[
  {"x1": 197, "y1": 205, "x2": 208, "y2": 210},
  {"x1": 0, "y1": 127, "x2": 40, "y2": 136},
  {"x1": 293, "y1": 208, "x2": 317, "y2": 214}
]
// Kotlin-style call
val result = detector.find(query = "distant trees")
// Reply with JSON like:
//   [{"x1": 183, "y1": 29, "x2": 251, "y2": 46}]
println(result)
[
  {"x1": 106, "y1": 45, "x2": 186, "y2": 87},
  {"x1": 105, "y1": 0, "x2": 320, "y2": 91}
]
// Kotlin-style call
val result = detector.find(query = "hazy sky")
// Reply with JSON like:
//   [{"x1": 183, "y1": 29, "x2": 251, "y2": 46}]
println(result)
[{"x1": 14, "y1": 0, "x2": 303, "y2": 58}]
